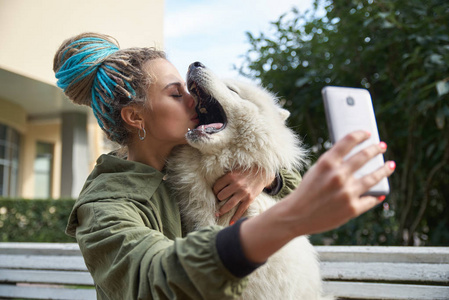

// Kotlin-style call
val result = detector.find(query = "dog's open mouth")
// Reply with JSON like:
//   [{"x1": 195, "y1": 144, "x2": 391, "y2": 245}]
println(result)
[{"x1": 188, "y1": 79, "x2": 227, "y2": 136}]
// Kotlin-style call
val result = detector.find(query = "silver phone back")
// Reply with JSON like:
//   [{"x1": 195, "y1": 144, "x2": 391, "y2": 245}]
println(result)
[{"x1": 322, "y1": 86, "x2": 389, "y2": 196}]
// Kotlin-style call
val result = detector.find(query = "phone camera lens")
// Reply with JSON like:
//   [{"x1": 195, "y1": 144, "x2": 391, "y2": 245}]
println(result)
[{"x1": 346, "y1": 96, "x2": 355, "y2": 106}]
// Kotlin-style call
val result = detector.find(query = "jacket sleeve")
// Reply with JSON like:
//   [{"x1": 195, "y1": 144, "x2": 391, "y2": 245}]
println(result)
[
  {"x1": 270, "y1": 168, "x2": 302, "y2": 200},
  {"x1": 75, "y1": 200, "x2": 248, "y2": 300}
]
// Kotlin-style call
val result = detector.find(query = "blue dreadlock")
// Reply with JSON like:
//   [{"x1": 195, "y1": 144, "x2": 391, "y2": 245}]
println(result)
[{"x1": 55, "y1": 37, "x2": 135, "y2": 139}]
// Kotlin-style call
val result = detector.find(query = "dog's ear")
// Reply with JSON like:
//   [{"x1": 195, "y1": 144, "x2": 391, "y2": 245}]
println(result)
[{"x1": 278, "y1": 108, "x2": 290, "y2": 121}]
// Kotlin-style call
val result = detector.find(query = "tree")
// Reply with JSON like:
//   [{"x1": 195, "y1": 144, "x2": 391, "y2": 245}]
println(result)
[{"x1": 239, "y1": 0, "x2": 449, "y2": 245}]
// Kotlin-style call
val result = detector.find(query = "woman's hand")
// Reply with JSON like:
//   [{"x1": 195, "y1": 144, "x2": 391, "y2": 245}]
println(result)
[
  {"x1": 240, "y1": 130, "x2": 396, "y2": 263},
  {"x1": 213, "y1": 168, "x2": 275, "y2": 225},
  {"x1": 285, "y1": 130, "x2": 396, "y2": 236}
]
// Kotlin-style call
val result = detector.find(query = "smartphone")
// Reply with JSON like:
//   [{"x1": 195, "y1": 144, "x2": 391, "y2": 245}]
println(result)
[{"x1": 321, "y1": 86, "x2": 389, "y2": 196}]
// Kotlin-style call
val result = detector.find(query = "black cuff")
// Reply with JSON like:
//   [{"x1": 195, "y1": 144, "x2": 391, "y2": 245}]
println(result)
[
  {"x1": 216, "y1": 218, "x2": 265, "y2": 278},
  {"x1": 263, "y1": 172, "x2": 282, "y2": 196}
]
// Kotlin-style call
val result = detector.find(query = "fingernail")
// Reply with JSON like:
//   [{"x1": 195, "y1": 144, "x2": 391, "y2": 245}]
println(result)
[
  {"x1": 379, "y1": 141, "x2": 387, "y2": 150},
  {"x1": 229, "y1": 221, "x2": 235, "y2": 226},
  {"x1": 388, "y1": 161, "x2": 396, "y2": 170},
  {"x1": 365, "y1": 131, "x2": 372, "y2": 137},
  {"x1": 378, "y1": 195, "x2": 386, "y2": 201}
]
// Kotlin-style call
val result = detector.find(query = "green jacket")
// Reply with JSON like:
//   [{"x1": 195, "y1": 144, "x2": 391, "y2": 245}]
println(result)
[{"x1": 66, "y1": 154, "x2": 301, "y2": 300}]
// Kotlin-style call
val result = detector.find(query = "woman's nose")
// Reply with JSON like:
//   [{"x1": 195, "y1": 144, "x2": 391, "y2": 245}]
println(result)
[{"x1": 186, "y1": 93, "x2": 196, "y2": 109}]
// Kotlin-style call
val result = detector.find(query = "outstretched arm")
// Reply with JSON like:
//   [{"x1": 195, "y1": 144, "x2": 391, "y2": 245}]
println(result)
[{"x1": 240, "y1": 131, "x2": 395, "y2": 263}]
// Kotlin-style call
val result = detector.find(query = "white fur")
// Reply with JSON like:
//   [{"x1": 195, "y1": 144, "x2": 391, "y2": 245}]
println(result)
[{"x1": 166, "y1": 67, "x2": 332, "y2": 300}]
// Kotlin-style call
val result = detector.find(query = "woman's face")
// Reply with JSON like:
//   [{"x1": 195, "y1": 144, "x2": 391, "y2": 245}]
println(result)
[{"x1": 143, "y1": 58, "x2": 199, "y2": 147}]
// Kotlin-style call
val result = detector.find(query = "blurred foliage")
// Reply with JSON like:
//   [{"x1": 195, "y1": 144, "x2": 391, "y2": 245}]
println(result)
[
  {"x1": 310, "y1": 202, "x2": 401, "y2": 246},
  {"x1": 239, "y1": 0, "x2": 449, "y2": 245},
  {"x1": 0, "y1": 198, "x2": 76, "y2": 243}
]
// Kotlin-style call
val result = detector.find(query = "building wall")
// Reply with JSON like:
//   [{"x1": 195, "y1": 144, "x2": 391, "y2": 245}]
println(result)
[
  {"x1": 2, "y1": 105, "x2": 110, "y2": 199},
  {"x1": 0, "y1": 98, "x2": 61, "y2": 199},
  {"x1": 0, "y1": 0, "x2": 165, "y2": 85},
  {"x1": 87, "y1": 113, "x2": 118, "y2": 170},
  {"x1": 0, "y1": 98, "x2": 26, "y2": 197},
  {"x1": 21, "y1": 120, "x2": 62, "y2": 199},
  {"x1": 0, "y1": 98, "x2": 26, "y2": 134},
  {"x1": 0, "y1": 0, "x2": 164, "y2": 199}
]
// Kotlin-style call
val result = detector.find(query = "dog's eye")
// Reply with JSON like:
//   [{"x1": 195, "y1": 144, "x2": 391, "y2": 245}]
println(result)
[{"x1": 228, "y1": 87, "x2": 239, "y2": 95}]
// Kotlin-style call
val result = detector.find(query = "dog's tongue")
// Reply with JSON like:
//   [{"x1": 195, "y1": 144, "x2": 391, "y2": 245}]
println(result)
[{"x1": 197, "y1": 123, "x2": 223, "y2": 130}]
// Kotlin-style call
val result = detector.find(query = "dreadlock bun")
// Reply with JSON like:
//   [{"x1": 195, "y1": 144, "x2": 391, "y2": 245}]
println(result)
[
  {"x1": 53, "y1": 32, "x2": 165, "y2": 145},
  {"x1": 53, "y1": 33, "x2": 119, "y2": 106}
]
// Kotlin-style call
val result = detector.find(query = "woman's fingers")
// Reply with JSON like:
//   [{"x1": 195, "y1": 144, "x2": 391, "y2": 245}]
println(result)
[
  {"x1": 217, "y1": 193, "x2": 243, "y2": 216},
  {"x1": 213, "y1": 169, "x2": 260, "y2": 201},
  {"x1": 355, "y1": 195, "x2": 383, "y2": 215},
  {"x1": 217, "y1": 191, "x2": 252, "y2": 225},
  {"x1": 356, "y1": 160, "x2": 396, "y2": 195},
  {"x1": 342, "y1": 141, "x2": 387, "y2": 174},
  {"x1": 227, "y1": 197, "x2": 251, "y2": 225},
  {"x1": 213, "y1": 175, "x2": 232, "y2": 199},
  {"x1": 329, "y1": 131, "x2": 372, "y2": 161},
  {"x1": 215, "y1": 184, "x2": 234, "y2": 201},
  {"x1": 214, "y1": 167, "x2": 270, "y2": 224}
]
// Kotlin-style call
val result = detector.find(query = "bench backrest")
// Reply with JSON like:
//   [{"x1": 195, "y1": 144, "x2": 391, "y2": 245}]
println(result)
[
  {"x1": 0, "y1": 243, "x2": 95, "y2": 300},
  {"x1": 317, "y1": 246, "x2": 449, "y2": 300},
  {"x1": 1, "y1": 243, "x2": 448, "y2": 300}
]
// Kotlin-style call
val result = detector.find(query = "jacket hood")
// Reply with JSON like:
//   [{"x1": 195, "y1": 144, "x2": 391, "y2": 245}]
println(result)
[{"x1": 66, "y1": 154, "x2": 165, "y2": 237}]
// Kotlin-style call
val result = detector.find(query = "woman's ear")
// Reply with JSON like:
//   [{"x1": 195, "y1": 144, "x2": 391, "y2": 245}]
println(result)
[{"x1": 121, "y1": 105, "x2": 144, "y2": 130}]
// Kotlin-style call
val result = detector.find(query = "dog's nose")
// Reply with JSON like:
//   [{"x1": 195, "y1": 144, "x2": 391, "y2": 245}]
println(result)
[{"x1": 189, "y1": 61, "x2": 205, "y2": 72}]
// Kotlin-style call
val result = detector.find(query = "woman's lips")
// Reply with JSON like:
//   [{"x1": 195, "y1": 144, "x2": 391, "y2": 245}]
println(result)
[{"x1": 191, "y1": 114, "x2": 199, "y2": 124}]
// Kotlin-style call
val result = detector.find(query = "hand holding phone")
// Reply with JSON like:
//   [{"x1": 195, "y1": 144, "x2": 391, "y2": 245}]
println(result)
[{"x1": 321, "y1": 86, "x2": 390, "y2": 196}]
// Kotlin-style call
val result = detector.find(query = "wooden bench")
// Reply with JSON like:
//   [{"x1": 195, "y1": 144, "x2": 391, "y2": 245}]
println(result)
[
  {"x1": 0, "y1": 243, "x2": 448, "y2": 300},
  {"x1": 319, "y1": 246, "x2": 449, "y2": 299},
  {"x1": 0, "y1": 243, "x2": 95, "y2": 300}
]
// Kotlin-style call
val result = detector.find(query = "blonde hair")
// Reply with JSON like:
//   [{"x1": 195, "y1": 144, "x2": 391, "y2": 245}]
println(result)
[{"x1": 53, "y1": 32, "x2": 166, "y2": 145}]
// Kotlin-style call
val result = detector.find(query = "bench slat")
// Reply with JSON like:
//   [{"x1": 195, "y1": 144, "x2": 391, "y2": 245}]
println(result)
[
  {"x1": 323, "y1": 281, "x2": 449, "y2": 300},
  {"x1": 0, "y1": 269, "x2": 94, "y2": 286},
  {"x1": 0, "y1": 255, "x2": 88, "y2": 271},
  {"x1": 316, "y1": 246, "x2": 449, "y2": 264},
  {"x1": 0, "y1": 243, "x2": 82, "y2": 256},
  {"x1": 320, "y1": 262, "x2": 449, "y2": 283},
  {"x1": 1, "y1": 244, "x2": 448, "y2": 300},
  {"x1": 0, "y1": 285, "x2": 96, "y2": 300}
]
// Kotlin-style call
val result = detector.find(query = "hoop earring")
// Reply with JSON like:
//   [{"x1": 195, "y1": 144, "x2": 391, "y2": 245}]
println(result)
[{"x1": 138, "y1": 126, "x2": 146, "y2": 141}]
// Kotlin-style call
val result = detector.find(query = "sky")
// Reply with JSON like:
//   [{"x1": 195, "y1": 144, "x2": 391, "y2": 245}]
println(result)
[{"x1": 163, "y1": 0, "x2": 314, "y2": 80}]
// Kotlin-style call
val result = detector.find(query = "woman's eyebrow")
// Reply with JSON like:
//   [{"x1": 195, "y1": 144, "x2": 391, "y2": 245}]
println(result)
[{"x1": 163, "y1": 82, "x2": 185, "y2": 91}]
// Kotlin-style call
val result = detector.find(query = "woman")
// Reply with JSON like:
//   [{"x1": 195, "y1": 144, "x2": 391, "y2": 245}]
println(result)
[{"x1": 54, "y1": 33, "x2": 395, "y2": 299}]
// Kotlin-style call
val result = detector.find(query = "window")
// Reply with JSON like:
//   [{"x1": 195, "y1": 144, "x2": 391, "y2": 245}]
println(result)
[
  {"x1": 0, "y1": 124, "x2": 20, "y2": 197},
  {"x1": 34, "y1": 142, "x2": 53, "y2": 199}
]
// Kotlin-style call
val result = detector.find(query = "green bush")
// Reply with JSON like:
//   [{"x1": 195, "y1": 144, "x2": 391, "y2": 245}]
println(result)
[
  {"x1": 0, "y1": 198, "x2": 76, "y2": 243},
  {"x1": 310, "y1": 203, "x2": 402, "y2": 246},
  {"x1": 240, "y1": 0, "x2": 449, "y2": 246}
]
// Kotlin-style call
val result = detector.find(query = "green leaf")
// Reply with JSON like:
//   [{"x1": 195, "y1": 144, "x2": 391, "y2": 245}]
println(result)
[
  {"x1": 295, "y1": 77, "x2": 309, "y2": 88},
  {"x1": 429, "y1": 54, "x2": 444, "y2": 65},
  {"x1": 436, "y1": 80, "x2": 449, "y2": 96},
  {"x1": 377, "y1": 12, "x2": 390, "y2": 19}
]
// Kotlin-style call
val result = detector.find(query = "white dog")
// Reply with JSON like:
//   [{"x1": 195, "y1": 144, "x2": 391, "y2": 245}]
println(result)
[{"x1": 166, "y1": 62, "x2": 332, "y2": 300}]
